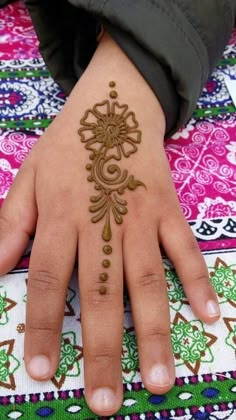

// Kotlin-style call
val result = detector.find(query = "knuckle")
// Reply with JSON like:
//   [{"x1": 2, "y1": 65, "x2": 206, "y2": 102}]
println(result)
[
  {"x1": 26, "y1": 321, "x2": 59, "y2": 336},
  {"x1": 46, "y1": 205, "x2": 68, "y2": 223},
  {"x1": 29, "y1": 270, "x2": 60, "y2": 291},
  {"x1": 142, "y1": 325, "x2": 170, "y2": 342},
  {"x1": 137, "y1": 272, "x2": 161, "y2": 289},
  {"x1": 41, "y1": 196, "x2": 73, "y2": 224},
  {"x1": 51, "y1": 187, "x2": 75, "y2": 220},
  {"x1": 55, "y1": 184, "x2": 74, "y2": 202},
  {"x1": 192, "y1": 272, "x2": 209, "y2": 287},
  {"x1": 86, "y1": 351, "x2": 119, "y2": 365},
  {"x1": 85, "y1": 288, "x2": 114, "y2": 308},
  {"x1": 128, "y1": 199, "x2": 155, "y2": 225}
]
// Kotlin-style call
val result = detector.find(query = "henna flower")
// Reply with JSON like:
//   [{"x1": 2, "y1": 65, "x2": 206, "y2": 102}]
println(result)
[{"x1": 78, "y1": 100, "x2": 142, "y2": 159}]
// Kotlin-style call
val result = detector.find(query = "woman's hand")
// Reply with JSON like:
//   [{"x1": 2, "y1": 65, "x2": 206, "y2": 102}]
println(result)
[{"x1": 0, "y1": 33, "x2": 220, "y2": 416}]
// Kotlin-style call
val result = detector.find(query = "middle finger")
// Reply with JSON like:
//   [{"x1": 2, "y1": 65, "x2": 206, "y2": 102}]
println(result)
[{"x1": 79, "y1": 225, "x2": 124, "y2": 416}]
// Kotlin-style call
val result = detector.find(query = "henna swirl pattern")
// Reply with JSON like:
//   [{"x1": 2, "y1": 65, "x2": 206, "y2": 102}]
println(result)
[
  {"x1": 78, "y1": 83, "x2": 145, "y2": 294},
  {"x1": 78, "y1": 98, "x2": 145, "y2": 242}
]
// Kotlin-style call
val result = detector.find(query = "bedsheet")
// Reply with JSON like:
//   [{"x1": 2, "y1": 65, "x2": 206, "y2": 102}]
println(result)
[{"x1": 0, "y1": 1, "x2": 235, "y2": 419}]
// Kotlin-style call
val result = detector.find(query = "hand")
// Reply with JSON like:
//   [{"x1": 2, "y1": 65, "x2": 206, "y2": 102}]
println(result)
[{"x1": 0, "y1": 33, "x2": 220, "y2": 416}]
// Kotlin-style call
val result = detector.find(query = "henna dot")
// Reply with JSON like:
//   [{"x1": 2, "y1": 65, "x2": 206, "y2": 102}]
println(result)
[
  {"x1": 99, "y1": 285, "x2": 107, "y2": 295},
  {"x1": 110, "y1": 90, "x2": 118, "y2": 99},
  {"x1": 89, "y1": 153, "x2": 95, "y2": 160},
  {"x1": 103, "y1": 245, "x2": 112, "y2": 255},
  {"x1": 99, "y1": 272, "x2": 109, "y2": 281},
  {"x1": 109, "y1": 81, "x2": 116, "y2": 88},
  {"x1": 102, "y1": 259, "x2": 111, "y2": 268},
  {"x1": 86, "y1": 164, "x2": 92, "y2": 170},
  {"x1": 87, "y1": 175, "x2": 93, "y2": 182}
]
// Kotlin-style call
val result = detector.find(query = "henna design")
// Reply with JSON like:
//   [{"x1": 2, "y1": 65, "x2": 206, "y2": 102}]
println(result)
[
  {"x1": 78, "y1": 82, "x2": 146, "y2": 291},
  {"x1": 102, "y1": 259, "x2": 110, "y2": 268},
  {"x1": 99, "y1": 286, "x2": 107, "y2": 295},
  {"x1": 99, "y1": 272, "x2": 109, "y2": 282},
  {"x1": 78, "y1": 95, "x2": 145, "y2": 242},
  {"x1": 110, "y1": 90, "x2": 118, "y2": 99},
  {"x1": 103, "y1": 245, "x2": 112, "y2": 254}
]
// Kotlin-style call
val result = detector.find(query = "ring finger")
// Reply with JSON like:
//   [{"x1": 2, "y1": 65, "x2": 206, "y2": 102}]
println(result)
[{"x1": 123, "y1": 222, "x2": 175, "y2": 394}]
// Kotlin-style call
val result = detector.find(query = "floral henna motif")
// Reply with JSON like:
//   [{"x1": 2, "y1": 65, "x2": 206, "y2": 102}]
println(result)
[
  {"x1": 78, "y1": 82, "x2": 146, "y2": 292},
  {"x1": 78, "y1": 97, "x2": 145, "y2": 242}
]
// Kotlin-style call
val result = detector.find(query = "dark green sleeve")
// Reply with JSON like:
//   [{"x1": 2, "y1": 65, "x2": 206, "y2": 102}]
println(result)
[{"x1": 25, "y1": 0, "x2": 236, "y2": 136}]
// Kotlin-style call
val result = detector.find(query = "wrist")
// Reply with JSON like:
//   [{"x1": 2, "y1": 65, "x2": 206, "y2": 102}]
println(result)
[
  {"x1": 78, "y1": 32, "x2": 166, "y2": 137},
  {"x1": 48, "y1": 31, "x2": 166, "y2": 154}
]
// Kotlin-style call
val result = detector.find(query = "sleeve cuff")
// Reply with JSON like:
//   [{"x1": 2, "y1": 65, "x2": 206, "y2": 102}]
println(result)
[{"x1": 104, "y1": 22, "x2": 180, "y2": 137}]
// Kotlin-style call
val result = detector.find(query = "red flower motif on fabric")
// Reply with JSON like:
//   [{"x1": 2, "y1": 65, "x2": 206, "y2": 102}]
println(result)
[
  {"x1": 198, "y1": 197, "x2": 236, "y2": 220},
  {"x1": 204, "y1": 203, "x2": 236, "y2": 219}
]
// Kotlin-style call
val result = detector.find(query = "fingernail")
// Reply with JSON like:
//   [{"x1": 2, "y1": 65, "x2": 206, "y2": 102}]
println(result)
[
  {"x1": 148, "y1": 364, "x2": 170, "y2": 387},
  {"x1": 91, "y1": 388, "x2": 116, "y2": 411},
  {"x1": 27, "y1": 355, "x2": 51, "y2": 378},
  {"x1": 207, "y1": 300, "x2": 221, "y2": 318}
]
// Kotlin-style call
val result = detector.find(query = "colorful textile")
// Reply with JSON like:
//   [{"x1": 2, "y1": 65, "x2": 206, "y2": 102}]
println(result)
[{"x1": 0, "y1": 1, "x2": 235, "y2": 419}]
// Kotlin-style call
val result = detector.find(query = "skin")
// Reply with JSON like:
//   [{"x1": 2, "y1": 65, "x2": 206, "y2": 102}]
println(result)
[{"x1": 0, "y1": 32, "x2": 220, "y2": 416}]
